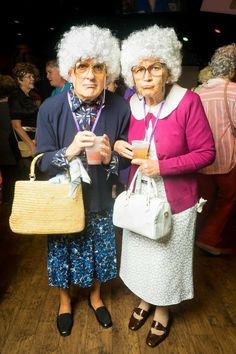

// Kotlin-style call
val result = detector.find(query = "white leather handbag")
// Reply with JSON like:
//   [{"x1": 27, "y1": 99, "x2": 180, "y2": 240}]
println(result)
[{"x1": 113, "y1": 168, "x2": 172, "y2": 240}]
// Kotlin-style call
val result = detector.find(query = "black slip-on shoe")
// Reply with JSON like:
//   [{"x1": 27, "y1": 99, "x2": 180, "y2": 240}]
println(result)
[
  {"x1": 88, "y1": 296, "x2": 112, "y2": 328},
  {"x1": 56, "y1": 313, "x2": 73, "y2": 336}
]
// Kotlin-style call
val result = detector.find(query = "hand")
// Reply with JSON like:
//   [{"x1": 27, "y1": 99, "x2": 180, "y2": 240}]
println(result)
[
  {"x1": 66, "y1": 131, "x2": 95, "y2": 159},
  {"x1": 114, "y1": 140, "x2": 133, "y2": 159},
  {"x1": 131, "y1": 158, "x2": 160, "y2": 177},
  {"x1": 30, "y1": 141, "x2": 36, "y2": 157},
  {"x1": 99, "y1": 134, "x2": 112, "y2": 165}
]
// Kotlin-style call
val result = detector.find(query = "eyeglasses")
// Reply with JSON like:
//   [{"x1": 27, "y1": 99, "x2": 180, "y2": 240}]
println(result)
[
  {"x1": 74, "y1": 62, "x2": 106, "y2": 75},
  {"x1": 131, "y1": 62, "x2": 165, "y2": 79},
  {"x1": 23, "y1": 74, "x2": 35, "y2": 79}
]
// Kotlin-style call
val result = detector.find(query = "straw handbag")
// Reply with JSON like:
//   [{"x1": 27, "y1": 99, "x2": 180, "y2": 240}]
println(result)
[
  {"x1": 9, "y1": 153, "x2": 85, "y2": 235},
  {"x1": 13, "y1": 127, "x2": 36, "y2": 158},
  {"x1": 17, "y1": 141, "x2": 34, "y2": 158}
]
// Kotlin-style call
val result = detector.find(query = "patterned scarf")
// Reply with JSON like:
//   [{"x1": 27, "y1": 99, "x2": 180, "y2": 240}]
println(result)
[{"x1": 68, "y1": 87, "x2": 104, "y2": 132}]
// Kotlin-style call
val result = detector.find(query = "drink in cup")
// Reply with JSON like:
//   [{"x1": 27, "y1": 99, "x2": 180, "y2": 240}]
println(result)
[
  {"x1": 132, "y1": 140, "x2": 149, "y2": 159},
  {"x1": 85, "y1": 136, "x2": 102, "y2": 165}
]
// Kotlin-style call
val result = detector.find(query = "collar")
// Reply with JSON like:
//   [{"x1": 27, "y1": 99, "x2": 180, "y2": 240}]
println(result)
[
  {"x1": 68, "y1": 87, "x2": 103, "y2": 112},
  {"x1": 202, "y1": 77, "x2": 227, "y2": 89},
  {"x1": 130, "y1": 84, "x2": 187, "y2": 120}
]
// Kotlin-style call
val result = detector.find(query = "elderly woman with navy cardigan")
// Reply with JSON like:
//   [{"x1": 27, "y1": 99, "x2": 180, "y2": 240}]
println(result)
[
  {"x1": 36, "y1": 25, "x2": 130, "y2": 336},
  {"x1": 114, "y1": 25, "x2": 215, "y2": 348}
]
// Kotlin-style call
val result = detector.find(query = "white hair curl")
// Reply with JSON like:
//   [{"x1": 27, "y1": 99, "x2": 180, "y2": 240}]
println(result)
[
  {"x1": 121, "y1": 25, "x2": 182, "y2": 88},
  {"x1": 57, "y1": 25, "x2": 121, "y2": 83}
]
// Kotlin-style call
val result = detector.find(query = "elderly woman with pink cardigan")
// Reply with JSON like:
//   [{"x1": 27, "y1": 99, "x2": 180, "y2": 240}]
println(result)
[{"x1": 114, "y1": 25, "x2": 215, "y2": 348}]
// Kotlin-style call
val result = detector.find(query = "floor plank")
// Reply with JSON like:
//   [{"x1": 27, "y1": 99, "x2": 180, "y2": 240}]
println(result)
[{"x1": 1, "y1": 204, "x2": 236, "y2": 354}]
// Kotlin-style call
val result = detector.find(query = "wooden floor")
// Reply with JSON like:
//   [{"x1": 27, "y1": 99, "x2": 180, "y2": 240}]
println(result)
[{"x1": 0, "y1": 204, "x2": 236, "y2": 354}]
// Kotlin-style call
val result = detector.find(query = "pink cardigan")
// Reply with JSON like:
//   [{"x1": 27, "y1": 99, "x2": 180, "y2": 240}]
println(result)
[{"x1": 128, "y1": 86, "x2": 215, "y2": 214}]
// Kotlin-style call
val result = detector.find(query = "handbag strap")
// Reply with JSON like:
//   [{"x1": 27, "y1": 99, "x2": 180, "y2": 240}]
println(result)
[
  {"x1": 29, "y1": 153, "x2": 44, "y2": 181},
  {"x1": 127, "y1": 168, "x2": 158, "y2": 199},
  {"x1": 22, "y1": 126, "x2": 36, "y2": 132},
  {"x1": 13, "y1": 129, "x2": 19, "y2": 143},
  {"x1": 13, "y1": 127, "x2": 36, "y2": 142},
  {"x1": 224, "y1": 81, "x2": 236, "y2": 135},
  {"x1": 127, "y1": 168, "x2": 141, "y2": 195}
]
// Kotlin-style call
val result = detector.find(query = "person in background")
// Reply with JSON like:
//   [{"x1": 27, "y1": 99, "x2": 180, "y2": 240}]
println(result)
[
  {"x1": 106, "y1": 76, "x2": 128, "y2": 197},
  {"x1": 192, "y1": 65, "x2": 212, "y2": 92},
  {"x1": 0, "y1": 75, "x2": 18, "y2": 204},
  {"x1": 8, "y1": 62, "x2": 40, "y2": 178},
  {"x1": 196, "y1": 43, "x2": 236, "y2": 255},
  {"x1": 106, "y1": 80, "x2": 118, "y2": 93},
  {"x1": 36, "y1": 25, "x2": 130, "y2": 337},
  {"x1": 12, "y1": 43, "x2": 42, "y2": 108},
  {"x1": 45, "y1": 59, "x2": 71, "y2": 96},
  {"x1": 107, "y1": 76, "x2": 127, "y2": 97},
  {"x1": 114, "y1": 25, "x2": 215, "y2": 348}
]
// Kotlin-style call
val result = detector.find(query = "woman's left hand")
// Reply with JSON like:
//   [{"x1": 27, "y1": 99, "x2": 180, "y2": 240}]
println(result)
[
  {"x1": 131, "y1": 158, "x2": 160, "y2": 177},
  {"x1": 100, "y1": 134, "x2": 112, "y2": 165}
]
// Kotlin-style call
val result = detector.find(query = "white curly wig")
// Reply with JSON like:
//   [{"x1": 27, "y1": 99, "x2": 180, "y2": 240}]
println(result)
[
  {"x1": 121, "y1": 25, "x2": 182, "y2": 88},
  {"x1": 57, "y1": 25, "x2": 121, "y2": 83}
]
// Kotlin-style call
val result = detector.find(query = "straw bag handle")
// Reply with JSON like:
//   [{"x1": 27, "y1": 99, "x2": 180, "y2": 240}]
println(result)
[{"x1": 29, "y1": 153, "x2": 44, "y2": 181}]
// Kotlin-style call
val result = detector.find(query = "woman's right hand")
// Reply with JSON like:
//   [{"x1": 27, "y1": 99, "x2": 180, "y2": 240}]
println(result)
[
  {"x1": 65, "y1": 131, "x2": 96, "y2": 160},
  {"x1": 114, "y1": 140, "x2": 133, "y2": 159},
  {"x1": 131, "y1": 158, "x2": 160, "y2": 177}
]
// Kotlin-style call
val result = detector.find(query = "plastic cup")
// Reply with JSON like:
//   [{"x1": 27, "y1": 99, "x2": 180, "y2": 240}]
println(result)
[
  {"x1": 132, "y1": 140, "x2": 149, "y2": 159},
  {"x1": 85, "y1": 136, "x2": 102, "y2": 165}
]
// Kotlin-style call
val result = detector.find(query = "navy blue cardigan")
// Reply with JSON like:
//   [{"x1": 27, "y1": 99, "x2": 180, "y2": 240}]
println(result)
[{"x1": 36, "y1": 90, "x2": 130, "y2": 212}]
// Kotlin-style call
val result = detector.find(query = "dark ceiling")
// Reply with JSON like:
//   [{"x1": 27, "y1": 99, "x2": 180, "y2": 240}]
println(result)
[{"x1": 1, "y1": 0, "x2": 235, "y2": 71}]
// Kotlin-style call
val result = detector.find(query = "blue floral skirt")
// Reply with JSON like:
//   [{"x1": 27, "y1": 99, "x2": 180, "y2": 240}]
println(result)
[{"x1": 47, "y1": 209, "x2": 117, "y2": 289}]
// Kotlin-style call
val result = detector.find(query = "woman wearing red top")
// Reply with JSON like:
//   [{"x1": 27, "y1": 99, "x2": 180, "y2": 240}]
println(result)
[{"x1": 114, "y1": 25, "x2": 215, "y2": 348}]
